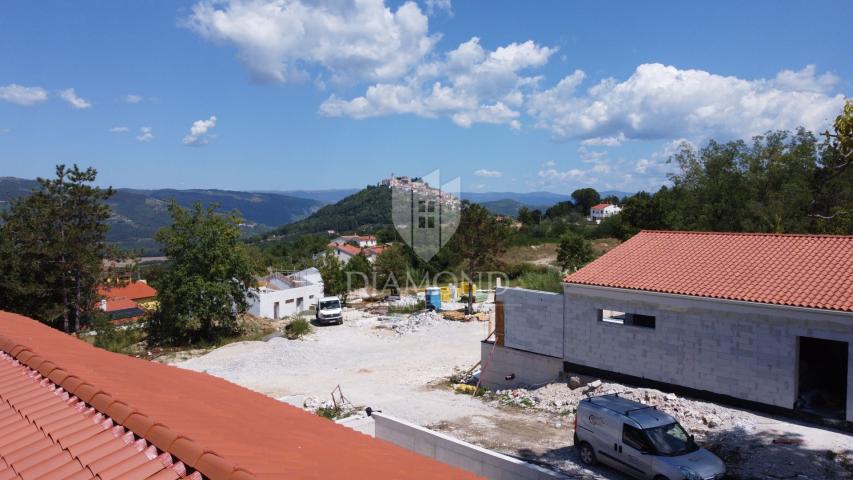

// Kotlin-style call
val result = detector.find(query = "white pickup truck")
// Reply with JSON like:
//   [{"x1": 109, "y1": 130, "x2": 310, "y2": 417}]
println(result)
[{"x1": 315, "y1": 296, "x2": 343, "y2": 325}]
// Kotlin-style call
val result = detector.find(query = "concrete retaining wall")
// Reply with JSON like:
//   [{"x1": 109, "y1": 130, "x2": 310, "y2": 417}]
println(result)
[
  {"x1": 564, "y1": 285, "x2": 853, "y2": 423},
  {"x1": 479, "y1": 342, "x2": 563, "y2": 389},
  {"x1": 497, "y1": 288, "x2": 564, "y2": 357},
  {"x1": 371, "y1": 412, "x2": 566, "y2": 479}
]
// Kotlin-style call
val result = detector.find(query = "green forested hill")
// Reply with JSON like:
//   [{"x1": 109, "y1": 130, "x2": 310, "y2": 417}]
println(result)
[
  {"x1": 0, "y1": 177, "x2": 322, "y2": 253},
  {"x1": 264, "y1": 185, "x2": 392, "y2": 238}
]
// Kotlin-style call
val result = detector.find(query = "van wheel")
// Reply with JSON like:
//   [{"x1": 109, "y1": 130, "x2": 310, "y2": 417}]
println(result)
[{"x1": 577, "y1": 442, "x2": 596, "y2": 466}]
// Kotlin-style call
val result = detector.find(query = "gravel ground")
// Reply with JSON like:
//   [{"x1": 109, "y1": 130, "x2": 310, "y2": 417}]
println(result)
[{"x1": 177, "y1": 309, "x2": 853, "y2": 479}]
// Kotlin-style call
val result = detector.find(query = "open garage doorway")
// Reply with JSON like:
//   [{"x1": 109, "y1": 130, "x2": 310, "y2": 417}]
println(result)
[{"x1": 796, "y1": 337, "x2": 848, "y2": 420}]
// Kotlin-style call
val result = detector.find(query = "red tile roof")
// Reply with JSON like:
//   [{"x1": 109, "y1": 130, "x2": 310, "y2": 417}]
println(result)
[
  {"x1": 98, "y1": 282, "x2": 157, "y2": 302},
  {"x1": 0, "y1": 311, "x2": 482, "y2": 480},
  {"x1": 565, "y1": 230, "x2": 853, "y2": 312},
  {"x1": 590, "y1": 203, "x2": 614, "y2": 210},
  {"x1": 0, "y1": 350, "x2": 197, "y2": 480},
  {"x1": 334, "y1": 244, "x2": 362, "y2": 257},
  {"x1": 102, "y1": 298, "x2": 140, "y2": 313}
]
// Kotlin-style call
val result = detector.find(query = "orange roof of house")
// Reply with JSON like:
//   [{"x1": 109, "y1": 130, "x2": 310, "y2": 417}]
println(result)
[
  {"x1": 334, "y1": 244, "x2": 362, "y2": 256},
  {"x1": 0, "y1": 311, "x2": 482, "y2": 480},
  {"x1": 98, "y1": 281, "x2": 157, "y2": 301},
  {"x1": 0, "y1": 350, "x2": 195, "y2": 480},
  {"x1": 565, "y1": 230, "x2": 853, "y2": 312},
  {"x1": 590, "y1": 203, "x2": 614, "y2": 210},
  {"x1": 103, "y1": 298, "x2": 140, "y2": 312}
]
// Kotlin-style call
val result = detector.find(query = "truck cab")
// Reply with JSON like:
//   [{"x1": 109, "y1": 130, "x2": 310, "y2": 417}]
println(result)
[
  {"x1": 574, "y1": 394, "x2": 725, "y2": 480},
  {"x1": 316, "y1": 296, "x2": 343, "y2": 325}
]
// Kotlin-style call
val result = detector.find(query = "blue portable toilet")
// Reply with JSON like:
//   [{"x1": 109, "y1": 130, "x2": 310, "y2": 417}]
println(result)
[{"x1": 425, "y1": 287, "x2": 442, "y2": 311}]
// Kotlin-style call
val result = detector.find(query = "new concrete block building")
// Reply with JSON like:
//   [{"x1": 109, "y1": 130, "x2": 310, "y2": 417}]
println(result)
[{"x1": 490, "y1": 231, "x2": 853, "y2": 425}]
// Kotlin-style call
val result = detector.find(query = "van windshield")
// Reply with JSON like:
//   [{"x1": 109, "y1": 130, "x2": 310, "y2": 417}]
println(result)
[
  {"x1": 644, "y1": 422, "x2": 698, "y2": 456},
  {"x1": 320, "y1": 300, "x2": 340, "y2": 310}
]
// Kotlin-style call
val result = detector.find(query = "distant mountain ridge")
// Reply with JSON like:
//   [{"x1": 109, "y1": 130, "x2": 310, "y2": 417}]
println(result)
[
  {"x1": 254, "y1": 188, "x2": 360, "y2": 204},
  {"x1": 0, "y1": 177, "x2": 322, "y2": 254}
]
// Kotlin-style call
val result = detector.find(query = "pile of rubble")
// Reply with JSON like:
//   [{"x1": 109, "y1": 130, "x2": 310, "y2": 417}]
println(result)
[
  {"x1": 390, "y1": 295, "x2": 421, "y2": 308},
  {"x1": 482, "y1": 375, "x2": 758, "y2": 435},
  {"x1": 375, "y1": 311, "x2": 444, "y2": 334}
]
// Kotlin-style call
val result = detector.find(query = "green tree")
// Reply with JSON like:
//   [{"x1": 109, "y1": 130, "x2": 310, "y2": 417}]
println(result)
[
  {"x1": 620, "y1": 190, "x2": 672, "y2": 236},
  {"x1": 344, "y1": 252, "x2": 371, "y2": 290},
  {"x1": 814, "y1": 99, "x2": 853, "y2": 233},
  {"x1": 544, "y1": 201, "x2": 576, "y2": 219},
  {"x1": 451, "y1": 202, "x2": 510, "y2": 312},
  {"x1": 373, "y1": 244, "x2": 409, "y2": 294},
  {"x1": 316, "y1": 252, "x2": 348, "y2": 300},
  {"x1": 149, "y1": 202, "x2": 255, "y2": 344},
  {"x1": 0, "y1": 165, "x2": 114, "y2": 332},
  {"x1": 556, "y1": 232, "x2": 594, "y2": 272},
  {"x1": 571, "y1": 188, "x2": 601, "y2": 216}
]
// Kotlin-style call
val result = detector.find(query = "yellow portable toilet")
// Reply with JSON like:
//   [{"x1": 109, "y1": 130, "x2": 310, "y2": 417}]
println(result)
[
  {"x1": 439, "y1": 286, "x2": 451, "y2": 302},
  {"x1": 459, "y1": 281, "x2": 477, "y2": 298}
]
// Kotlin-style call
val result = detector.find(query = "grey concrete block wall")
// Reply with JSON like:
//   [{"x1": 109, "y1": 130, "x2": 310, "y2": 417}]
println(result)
[
  {"x1": 497, "y1": 288, "x2": 564, "y2": 358},
  {"x1": 372, "y1": 412, "x2": 567, "y2": 479},
  {"x1": 563, "y1": 285, "x2": 853, "y2": 423},
  {"x1": 479, "y1": 342, "x2": 564, "y2": 389}
]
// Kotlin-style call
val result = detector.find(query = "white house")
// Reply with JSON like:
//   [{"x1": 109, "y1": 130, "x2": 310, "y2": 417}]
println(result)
[
  {"x1": 331, "y1": 235, "x2": 377, "y2": 248},
  {"x1": 590, "y1": 203, "x2": 622, "y2": 223},
  {"x1": 247, "y1": 268, "x2": 324, "y2": 320}
]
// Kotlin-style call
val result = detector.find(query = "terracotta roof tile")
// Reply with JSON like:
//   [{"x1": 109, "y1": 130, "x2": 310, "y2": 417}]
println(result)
[
  {"x1": 0, "y1": 311, "x2": 482, "y2": 480},
  {"x1": 98, "y1": 282, "x2": 157, "y2": 302},
  {"x1": 565, "y1": 230, "x2": 853, "y2": 312}
]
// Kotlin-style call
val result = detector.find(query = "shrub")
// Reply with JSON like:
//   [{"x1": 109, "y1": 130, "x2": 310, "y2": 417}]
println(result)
[
  {"x1": 316, "y1": 405, "x2": 343, "y2": 420},
  {"x1": 93, "y1": 314, "x2": 144, "y2": 354},
  {"x1": 285, "y1": 317, "x2": 312, "y2": 339},
  {"x1": 513, "y1": 269, "x2": 563, "y2": 293}
]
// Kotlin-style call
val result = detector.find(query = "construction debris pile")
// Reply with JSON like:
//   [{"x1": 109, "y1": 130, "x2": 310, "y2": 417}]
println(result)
[
  {"x1": 375, "y1": 311, "x2": 445, "y2": 334},
  {"x1": 482, "y1": 376, "x2": 757, "y2": 434}
]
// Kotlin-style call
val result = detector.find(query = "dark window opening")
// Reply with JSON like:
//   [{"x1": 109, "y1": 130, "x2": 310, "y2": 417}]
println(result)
[
  {"x1": 796, "y1": 337, "x2": 848, "y2": 421},
  {"x1": 598, "y1": 309, "x2": 656, "y2": 329}
]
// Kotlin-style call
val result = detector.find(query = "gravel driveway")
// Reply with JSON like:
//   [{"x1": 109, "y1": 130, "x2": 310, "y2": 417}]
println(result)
[{"x1": 177, "y1": 310, "x2": 853, "y2": 479}]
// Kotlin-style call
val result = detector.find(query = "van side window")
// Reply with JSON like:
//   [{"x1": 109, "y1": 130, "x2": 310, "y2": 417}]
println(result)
[{"x1": 622, "y1": 424, "x2": 649, "y2": 451}]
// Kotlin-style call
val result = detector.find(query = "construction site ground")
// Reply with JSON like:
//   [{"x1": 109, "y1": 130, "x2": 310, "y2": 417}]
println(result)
[{"x1": 174, "y1": 308, "x2": 853, "y2": 479}]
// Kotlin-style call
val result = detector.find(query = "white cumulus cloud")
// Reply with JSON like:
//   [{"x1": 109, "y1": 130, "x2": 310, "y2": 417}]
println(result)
[
  {"x1": 58, "y1": 88, "x2": 92, "y2": 109},
  {"x1": 425, "y1": 0, "x2": 452, "y2": 15},
  {"x1": 109, "y1": 126, "x2": 130, "y2": 133},
  {"x1": 320, "y1": 36, "x2": 555, "y2": 129},
  {"x1": 473, "y1": 169, "x2": 502, "y2": 178},
  {"x1": 182, "y1": 115, "x2": 217, "y2": 146},
  {"x1": 186, "y1": 0, "x2": 437, "y2": 84},
  {"x1": 527, "y1": 63, "x2": 844, "y2": 142},
  {"x1": 0, "y1": 84, "x2": 48, "y2": 106},
  {"x1": 137, "y1": 127, "x2": 154, "y2": 142},
  {"x1": 123, "y1": 94, "x2": 142, "y2": 104}
]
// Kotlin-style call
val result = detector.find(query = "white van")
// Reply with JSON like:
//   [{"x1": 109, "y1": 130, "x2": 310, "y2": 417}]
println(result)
[
  {"x1": 316, "y1": 296, "x2": 343, "y2": 325},
  {"x1": 574, "y1": 394, "x2": 725, "y2": 480}
]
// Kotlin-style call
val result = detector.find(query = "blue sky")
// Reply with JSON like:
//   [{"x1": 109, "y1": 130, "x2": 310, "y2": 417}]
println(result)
[{"x1": 0, "y1": 1, "x2": 850, "y2": 193}]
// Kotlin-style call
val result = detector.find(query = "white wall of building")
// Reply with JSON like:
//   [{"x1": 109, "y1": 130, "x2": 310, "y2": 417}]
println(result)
[{"x1": 247, "y1": 283, "x2": 324, "y2": 319}]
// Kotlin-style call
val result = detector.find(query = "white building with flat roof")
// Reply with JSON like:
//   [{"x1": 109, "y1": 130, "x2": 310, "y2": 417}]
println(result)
[{"x1": 247, "y1": 267, "x2": 324, "y2": 319}]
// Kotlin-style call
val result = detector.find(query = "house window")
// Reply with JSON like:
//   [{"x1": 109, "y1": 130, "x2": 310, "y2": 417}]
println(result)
[
  {"x1": 286, "y1": 299, "x2": 295, "y2": 304},
  {"x1": 598, "y1": 309, "x2": 655, "y2": 328}
]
